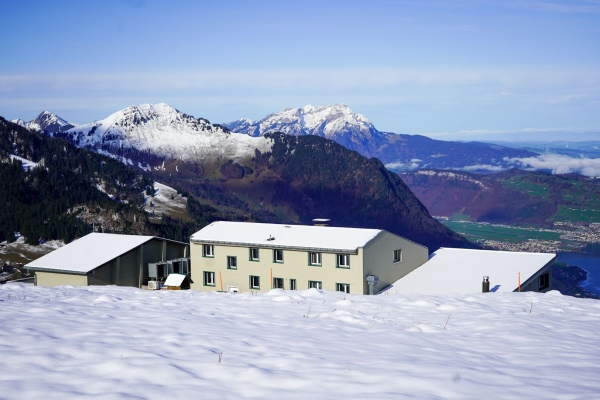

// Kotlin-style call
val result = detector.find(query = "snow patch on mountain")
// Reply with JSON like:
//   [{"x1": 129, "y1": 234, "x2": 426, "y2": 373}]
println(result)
[{"x1": 65, "y1": 103, "x2": 272, "y2": 162}]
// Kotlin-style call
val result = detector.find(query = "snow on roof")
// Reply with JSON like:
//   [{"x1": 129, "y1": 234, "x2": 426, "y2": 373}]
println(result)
[
  {"x1": 386, "y1": 248, "x2": 556, "y2": 294},
  {"x1": 191, "y1": 221, "x2": 383, "y2": 252},
  {"x1": 164, "y1": 273, "x2": 187, "y2": 287},
  {"x1": 25, "y1": 233, "x2": 157, "y2": 274}
]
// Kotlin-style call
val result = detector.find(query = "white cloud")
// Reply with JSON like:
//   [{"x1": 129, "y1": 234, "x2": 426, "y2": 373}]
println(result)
[
  {"x1": 461, "y1": 164, "x2": 506, "y2": 172},
  {"x1": 1, "y1": 66, "x2": 599, "y2": 94},
  {"x1": 385, "y1": 159, "x2": 421, "y2": 171},
  {"x1": 506, "y1": 154, "x2": 600, "y2": 176}
]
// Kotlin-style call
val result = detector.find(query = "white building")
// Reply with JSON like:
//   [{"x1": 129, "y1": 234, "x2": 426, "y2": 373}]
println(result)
[{"x1": 384, "y1": 248, "x2": 556, "y2": 294}]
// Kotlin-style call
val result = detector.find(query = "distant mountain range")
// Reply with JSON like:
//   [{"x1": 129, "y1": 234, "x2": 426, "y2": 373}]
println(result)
[
  {"x1": 4, "y1": 105, "x2": 474, "y2": 251},
  {"x1": 224, "y1": 104, "x2": 538, "y2": 172}
]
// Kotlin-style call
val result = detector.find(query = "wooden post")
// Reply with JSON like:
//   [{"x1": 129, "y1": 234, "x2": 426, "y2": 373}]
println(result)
[
  {"x1": 138, "y1": 244, "x2": 144, "y2": 288},
  {"x1": 116, "y1": 256, "x2": 121, "y2": 286},
  {"x1": 270, "y1": 268, "x2": 273, "y2": 289},
  {"x1": 219, "y1": 271, "x2": 223, "y2": 292},
  {"x1": 518, "y1": 272, "x2": 521, "y2": 292}
]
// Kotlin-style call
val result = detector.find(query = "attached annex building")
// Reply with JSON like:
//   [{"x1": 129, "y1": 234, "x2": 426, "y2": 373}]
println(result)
[
  {"x1": 26, "y1": 233, "x2": 189, "y2": 288},
  {"x1": 190, "y1": 221, "x2": 429, "y2": 294},
  {"x1": 385, "y1": 247, "x2": 556, "y2": 294}
]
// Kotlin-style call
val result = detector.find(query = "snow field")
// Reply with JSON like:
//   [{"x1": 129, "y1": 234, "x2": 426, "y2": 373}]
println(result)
[{"x1": 1, "y1": 285, "x2": 599, "y2": 399}]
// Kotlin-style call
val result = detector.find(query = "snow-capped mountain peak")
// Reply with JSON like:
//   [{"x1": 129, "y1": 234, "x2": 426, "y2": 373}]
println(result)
[
  {"x1": 224, "y1": 104, "x2": 379, "y2": 143},
  {"x1": 10, "y1": 118, "x2": 26, "y2": 128},
  {"x1": 63, "y1": 103, "x2": 272, "y2": 162},
  {"x1": 12, "y1": 111, "x2": 77, "y2": 133}
]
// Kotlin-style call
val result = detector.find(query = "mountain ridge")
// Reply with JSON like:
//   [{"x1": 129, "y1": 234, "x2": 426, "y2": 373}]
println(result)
[
  {"x1": 224, "y1": 104, "x2": 539, "y2": 171},
  {"x1": 12, "y1": 111, "x2": 77, "y2": 133},
  {"x1": 60, "y1": 103, "x2": 271, "y2": 162}
]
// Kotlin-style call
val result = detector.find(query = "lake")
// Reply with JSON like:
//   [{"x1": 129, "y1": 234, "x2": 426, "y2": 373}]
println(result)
[{"x1": 557, "y1": 251, "x2": 600, "y2": 296}]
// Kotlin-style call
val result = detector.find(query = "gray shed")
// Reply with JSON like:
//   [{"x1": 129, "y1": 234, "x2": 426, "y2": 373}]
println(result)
[{"x1": 25, "y1": 233, "x2": 189, "y2": 288}]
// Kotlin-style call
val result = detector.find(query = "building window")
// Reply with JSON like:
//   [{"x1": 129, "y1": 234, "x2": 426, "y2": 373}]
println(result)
[
  {"x1": 290, "y1": 279, "x2": 296, "y2": 290},
  {"x1": 250, "y1": 275, "x2": 260, "y2": 289},
  {"x1": 249, "y1": 248, "x2": 259, "y2": 261},
  {"x1": 309, "y1": 252, "x2": 322, "y2": 266},
  {"x1": 203, "y1": 244, "x2": 214, "y2": 258},
  {"x1": 227, "y1": 256, "x2": 237, "y2": 270},
  {"x1": 393, "y1": 249, "x2": 402, "y2": 263},
  {"x1": 273, "y1": 249, "x2": 284, "y2": 263},
  {"x1": 337, "y1": 254, "x2": 350, "y2": 268},
  {"x1": 539, "y1": 273, "x2": 549, "y2": 290},
  {"x1": 336, "y1": 283, "x2": 350, "y2": 293},
  {"x1": 273, "y1": 277, "x2": 284, "y2": 289},
  {"x1": 308, "y1": 280, "x2": 322, "y2": 290},
  {"x1": 203, "y1": 271, "x2": 215, "y2": 286}
]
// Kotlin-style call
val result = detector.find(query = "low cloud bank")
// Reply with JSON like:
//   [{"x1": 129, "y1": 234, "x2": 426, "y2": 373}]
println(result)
[
  {"x1": 385, "y1": 159, "x2": 422, "y2": 171},
  {"x1": 462, "y1": 164, "x2": 505, "y2": 172},
  {"x1": 506, "y1": 154, "x2": 600, "y2": 176}
]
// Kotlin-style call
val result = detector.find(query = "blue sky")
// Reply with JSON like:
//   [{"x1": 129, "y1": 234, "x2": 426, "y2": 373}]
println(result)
[{"x1": 1, "y1": 0, "x2": 599, "y2": 140}]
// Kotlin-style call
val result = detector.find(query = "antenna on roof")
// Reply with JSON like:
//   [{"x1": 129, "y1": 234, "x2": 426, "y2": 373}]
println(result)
[{"x1": 312, "y1": 218, "x2": 330, "y2": 227}]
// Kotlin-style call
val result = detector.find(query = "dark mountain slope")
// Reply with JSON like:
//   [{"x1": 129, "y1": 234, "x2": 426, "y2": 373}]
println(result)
[
  {"x1": 263, "y1": 133, "x2": 474, "y2": 251},
  {"x1": 157, "y1": 133, "x2": 476, "y2": 252}
]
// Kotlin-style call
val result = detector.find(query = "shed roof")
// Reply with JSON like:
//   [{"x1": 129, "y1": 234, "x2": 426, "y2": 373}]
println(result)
[
  {"x1": 25, "y1": 233, "x2": 183, "y2": 274},
  {"x1": 191, "y1": 221, "x2": 383, "y2": 252},
  {"x1": 385, "y1": 247, "x2": 556, "y2": 294},
  {"x1": 164, "y1": 273, "x2": 187, "y2": 287}
]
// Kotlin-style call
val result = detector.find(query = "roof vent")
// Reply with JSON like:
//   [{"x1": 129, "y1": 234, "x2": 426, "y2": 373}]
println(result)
[
  {"x1": 312, "y1": 218, "x2": 330, "y2": 226},
  {"x1": 267, "y1": 235, "x2": 275, "y2": 241}
]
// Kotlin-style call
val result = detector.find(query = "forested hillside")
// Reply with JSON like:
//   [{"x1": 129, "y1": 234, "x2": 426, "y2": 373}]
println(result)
[{"x1": 0, "y1": 118, "x2": 224, "y2": 244}]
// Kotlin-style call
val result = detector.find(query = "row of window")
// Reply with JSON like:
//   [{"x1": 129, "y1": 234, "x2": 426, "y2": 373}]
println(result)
[
  {"x1": 202, "y1": 271, "x2": 350, "y2": 293},
  {"x1": 204, "y1": 245, "x2": 353, "y2": 268},
  {"x1": 202, "y1": 244, "x2": 402, "y2": 269}
]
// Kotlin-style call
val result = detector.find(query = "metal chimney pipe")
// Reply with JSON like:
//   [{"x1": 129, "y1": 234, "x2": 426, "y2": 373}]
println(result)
[{"x1": 482, "y1": 276, "x2": 490, "y2": 293}]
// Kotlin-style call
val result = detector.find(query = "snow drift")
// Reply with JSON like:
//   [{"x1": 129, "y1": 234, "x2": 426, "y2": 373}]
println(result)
[{"x1": 1, "y1": 284, "x2": 599, "y2": 399}]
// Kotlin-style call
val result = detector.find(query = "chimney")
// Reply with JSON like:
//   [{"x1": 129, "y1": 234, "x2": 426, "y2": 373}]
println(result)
[
  {"x1": 312, "y1": 218, "x2": 330, "y2": 227},
  {"x1": 482, "y1": 276, "x2": 490, "y2": 293}
]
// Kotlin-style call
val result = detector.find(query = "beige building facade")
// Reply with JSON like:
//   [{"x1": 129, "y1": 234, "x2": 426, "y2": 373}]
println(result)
[{"x1": 190, "y1": 221, "x2": 429, "y2": 295}]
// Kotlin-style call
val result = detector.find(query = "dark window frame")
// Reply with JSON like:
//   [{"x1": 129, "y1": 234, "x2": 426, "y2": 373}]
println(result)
[
  {"x1": 273, "y1": 249, "x2": 284, "y2": 263},
  {"x1": 308, "y1": 280, "x2": 322, "y2": 290},
  {"x1": 203, "y1": 244, "x2": 214, "y2": 258},
  {"x1": 273, "y1": 277, "x2": 284, "y2": 289},
  {"x1": 336, "y1": 283, "x2": 350, "y2": 293},
  {"x1": 250, "y1": 275, "x2": 260, "y2": 289},
  {"x1": 227, "y1": 256, "x2": 237, "y2": 270},
  {"x1": 203, "y1": 271, "x2": 215, "y2": 286},
  {"x1": 393, "y1": 249, "x2": 402, "y2": 263},
  {"x1": 308, "y1": 252, "x2": 322, "y2": 266},
  {"x1": 249, "y1": 248, "x2": 260, "y2": 261},
  {"x1": 337, "y1": 254, "x2": 350, "y2": 268}
]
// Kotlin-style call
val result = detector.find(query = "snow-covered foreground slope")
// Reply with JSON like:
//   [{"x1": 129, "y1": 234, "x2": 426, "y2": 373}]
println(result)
[{"x1": 1, "y1": 286, "x2": 599, "y2": 399}]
